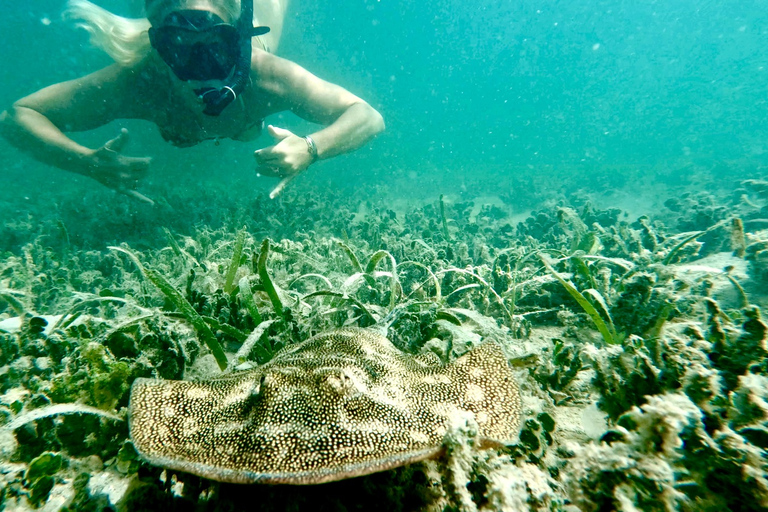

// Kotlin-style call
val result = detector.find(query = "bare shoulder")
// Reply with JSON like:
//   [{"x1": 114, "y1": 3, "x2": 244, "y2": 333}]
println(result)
[
  {"x1": 246, "y1": 49, "x2": 367, "y2": 124},
  {"x1": 96, "y1": 59, "x2": 162, "y2": 118},
  {"x1": 250, "y1": 49, "x2": 312, "y2": 95}
]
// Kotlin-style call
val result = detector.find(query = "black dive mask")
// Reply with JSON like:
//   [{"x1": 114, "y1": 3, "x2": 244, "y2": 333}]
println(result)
[
  {"x1": 149, "y1": 10, "x2": 240, "y2": 82},
  {"x1": 148, "y1": 4, "x2": 270, "y2": 116}
]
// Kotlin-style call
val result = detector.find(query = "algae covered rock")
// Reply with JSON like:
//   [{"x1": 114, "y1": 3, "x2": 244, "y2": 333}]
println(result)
[{"x1": 564, "y1": 392, "x2": 768, "y2": 512}]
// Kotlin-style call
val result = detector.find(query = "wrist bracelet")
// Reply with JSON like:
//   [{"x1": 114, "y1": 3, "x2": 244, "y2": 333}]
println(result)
[{"x1": 303, "y1": 135, "x2": 319, "y2": 162}]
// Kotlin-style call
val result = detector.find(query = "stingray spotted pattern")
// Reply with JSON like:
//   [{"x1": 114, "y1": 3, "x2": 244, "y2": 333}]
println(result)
[{"x1": 129, "y1": 328, "x2": 522, "y2": 485}]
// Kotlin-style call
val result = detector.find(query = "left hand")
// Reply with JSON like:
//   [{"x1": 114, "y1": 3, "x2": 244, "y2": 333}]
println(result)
[{"x1": 254, "y1": 125, "x2": 315, "y2": 198}]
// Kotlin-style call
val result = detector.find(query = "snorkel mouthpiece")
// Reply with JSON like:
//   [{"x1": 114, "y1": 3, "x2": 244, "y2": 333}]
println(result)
[{"x1": 196, "y1": 85, "x2": 237, "y2": 116}]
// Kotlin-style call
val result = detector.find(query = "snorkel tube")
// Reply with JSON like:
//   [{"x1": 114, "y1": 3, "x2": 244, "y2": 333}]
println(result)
[{"x1": 198, "y1": 0, "x2": 265, "y2": 116}]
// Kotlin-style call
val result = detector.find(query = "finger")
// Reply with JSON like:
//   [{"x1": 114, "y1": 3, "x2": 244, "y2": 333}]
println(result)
[
  {"x1": 269, "y1": 175, "x2": 297, "y2": 199},
  {"x1": 255, "y1": 165, "x2": 283, "y2": 178},
  {"x1": 128, "y1": 157, "x2": 152, "y2": 177},
  {"x1": 267, "y1": 124, "x2": 294, "y2": 141},
  {"x1": 253, "y1": 148, "x2": 281, "y2": 165},
  {"x1": 120, "y1": 189, "x2": 155, "y2": 206},
  {"x1": 104, "y1": 128, "x2": 130, "y2": 153}
]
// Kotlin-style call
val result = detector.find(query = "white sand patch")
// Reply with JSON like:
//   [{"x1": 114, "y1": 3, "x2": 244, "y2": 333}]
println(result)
[{"x1": 672, "y1": 252, "x2": 753, "y2": 308}]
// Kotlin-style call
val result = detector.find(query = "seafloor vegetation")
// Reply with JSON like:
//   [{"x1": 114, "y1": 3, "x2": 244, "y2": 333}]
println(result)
[{"x1": 1, "y1": 170, "x2": 768, "y2": 511}]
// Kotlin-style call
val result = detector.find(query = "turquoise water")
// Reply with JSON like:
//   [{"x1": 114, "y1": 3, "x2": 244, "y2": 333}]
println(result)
[
  {"x1": 2, "y1": 0, "x2": 767, "y2": 208},
  {"x1": 2, "y1": 3, "x2": 768, "y2": 510}
]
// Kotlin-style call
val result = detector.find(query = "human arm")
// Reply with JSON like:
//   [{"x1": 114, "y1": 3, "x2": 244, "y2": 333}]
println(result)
[
  {"x1": 0, "y1": 65, "x2": 154, "y2": 204},
  {"x1": 252, "y1": 55, "x2": 385, "y2": 196}
]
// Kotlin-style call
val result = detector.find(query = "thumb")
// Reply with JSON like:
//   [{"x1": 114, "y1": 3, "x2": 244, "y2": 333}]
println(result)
[
  {"x1": 267, "y1": 124, "x2": 294, "y2": 141},
  {"x1": 104, "y1": 128, "x2": 130, "y2": 153}
]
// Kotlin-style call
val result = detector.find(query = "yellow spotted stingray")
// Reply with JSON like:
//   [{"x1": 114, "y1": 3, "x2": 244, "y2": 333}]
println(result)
[{"x1": 129, "y1": 328, "x2": 522, "y2": 484}]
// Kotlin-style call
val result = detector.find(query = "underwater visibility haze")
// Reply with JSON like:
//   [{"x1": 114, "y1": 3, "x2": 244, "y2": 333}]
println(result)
[{"x1": 2, "y1": 0, "x2": 768, "y2": 510}]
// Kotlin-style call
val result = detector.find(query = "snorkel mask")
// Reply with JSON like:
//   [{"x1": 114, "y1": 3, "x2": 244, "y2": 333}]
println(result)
[{"x1": 148, "y1": 0, "x2": 270, "y2": 116}]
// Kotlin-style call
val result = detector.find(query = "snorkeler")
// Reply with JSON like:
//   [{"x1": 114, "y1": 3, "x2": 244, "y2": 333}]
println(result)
[{"x1": 0, "y1": 0, "x2": 384, "y2": 204}]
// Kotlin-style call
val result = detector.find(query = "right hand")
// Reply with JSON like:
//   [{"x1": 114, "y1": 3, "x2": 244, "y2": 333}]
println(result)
[{"x1": 87, "y1": 129, "x2": 154, "y2": 205}]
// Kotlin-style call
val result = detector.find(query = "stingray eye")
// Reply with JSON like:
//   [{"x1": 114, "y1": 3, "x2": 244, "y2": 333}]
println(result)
[
  {"x1": 323, "y1": 369, "x2": 359, "y2": 397},
  {"x1": 250, "y1": 374, "x2": 267, "y2": 398}
]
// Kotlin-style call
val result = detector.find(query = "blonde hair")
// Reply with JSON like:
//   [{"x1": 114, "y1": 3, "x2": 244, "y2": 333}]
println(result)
[{"x1": 63, "y1": 0, "x2": 249, "y2": 66}]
